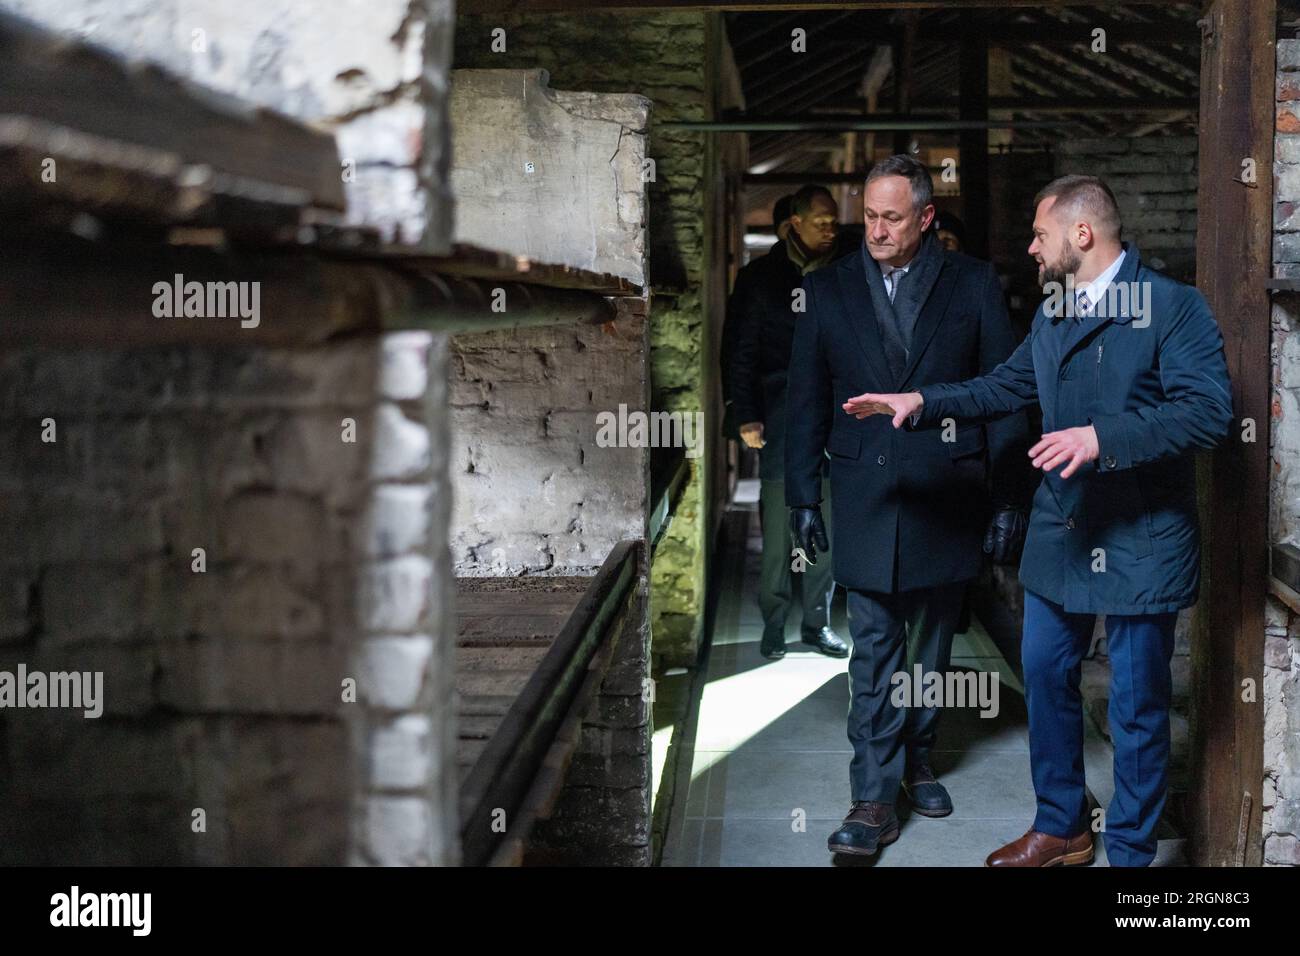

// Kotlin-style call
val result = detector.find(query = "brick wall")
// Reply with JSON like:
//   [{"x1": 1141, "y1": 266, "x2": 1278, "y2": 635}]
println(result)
[
  {"x1": 449, "y1": 311, "x2": 650, "y2": 575},
  {"x1": 1264, "y1": 37, "x2": 1300, "y2": 868},
  {"x1": 1055, "y1": 135, "x2": 1199, "y2": 282},
  {"x1": 0, "y1": 335, "x2": 458, "y2": 864}
]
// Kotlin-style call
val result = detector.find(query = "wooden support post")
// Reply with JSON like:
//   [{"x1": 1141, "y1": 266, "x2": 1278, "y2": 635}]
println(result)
[
  {"x1": 1187, "y1": 0, "x2": 1273, "y2": 867},
  {"x1": 958, "y1": 13, "x2": 990, "y2": 259}
]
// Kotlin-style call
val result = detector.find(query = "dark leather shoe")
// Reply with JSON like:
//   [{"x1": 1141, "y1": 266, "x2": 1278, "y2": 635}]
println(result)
[
  {"x1": 801, "y1": 626, "x2": 848, "y2": 658},
  {"x1": 759, "y1": 627, "x2": 786, "y2": 660},
  {"x1": 985, "y1": 828, "x2": 1094, "y2": 867},
  {"x1": 902, "y1": 761, "x2": 953, "y2": 817},
  {"x1": 827, "y1": 801, "x2": 900, "y2": 857}
]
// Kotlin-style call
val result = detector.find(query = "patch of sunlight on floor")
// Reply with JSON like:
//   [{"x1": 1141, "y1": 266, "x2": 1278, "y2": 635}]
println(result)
[{"x1": 688, "y1": 658, "x2": 848, "y2": 780}]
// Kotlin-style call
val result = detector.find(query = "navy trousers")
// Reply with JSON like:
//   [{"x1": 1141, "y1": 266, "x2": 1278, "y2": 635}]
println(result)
[
  {"x1": 1022, "y1": 589, "x2": 1177, "y2": 867},
  {"x1": 846, "y1": 582, "x2": 966, "y2": 803}
]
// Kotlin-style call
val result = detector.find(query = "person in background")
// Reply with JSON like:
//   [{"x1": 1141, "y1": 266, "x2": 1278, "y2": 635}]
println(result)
[
  {"x1": 722, "y1": 195, "x2": 794, "y2": 442},
  {"x1": 933, "y1": 210, "x2": 967, "y2": 253},
  {"x1": 730, "y1": 185, "x2": 851, "y2": 661}
]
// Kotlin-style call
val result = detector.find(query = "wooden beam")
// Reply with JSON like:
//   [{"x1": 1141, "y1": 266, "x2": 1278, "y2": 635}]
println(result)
[
  {"x1": 738, "y1": 9, "x2": 860, "y2": 73},
  {"x1": 461, "y1": 1, "x2": 1184, "y2": 11},
  {"x1": 1188, "y1": 0, "x2": 1272, "y2": 868},
  {"x1": 958, "y1": 12, "x2": 989, "y2": 258},
  {"x1": 811, "y1": 24, "x2": 1201, "y2": 46},
  {"x1": 666, "y1": 117, "x2": 1072, "y2": 131},
  {"x1": 816, "y1": 94, "x2": 1200, "y2": 113},
  {"x1": 0, "y1": 11, "x2": 343, "y2": 216},
  {"x1": 0, "y1": 236, "x2": 619, "y2": 348}
]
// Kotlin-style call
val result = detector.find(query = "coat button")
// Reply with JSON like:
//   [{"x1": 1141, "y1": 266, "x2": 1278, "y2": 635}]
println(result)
[
  {"x1": 877, "y1": 454, "x2": 886, "y2": 465},
  {"x1": 1066, "y1": 517, "x2": 1076, "y2": 530},
  {"x1": 1104, "y1": 455, "x2": 1117, "y2": 469}
]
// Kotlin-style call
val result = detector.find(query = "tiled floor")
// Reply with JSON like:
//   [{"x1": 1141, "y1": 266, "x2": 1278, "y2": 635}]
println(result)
[{"x1": 660, "y1": 507, "x2": 1181, "y2": 867}]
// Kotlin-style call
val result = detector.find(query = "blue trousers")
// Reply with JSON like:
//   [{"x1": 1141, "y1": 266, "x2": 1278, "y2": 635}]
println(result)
[{"x1": 1022, "y1": 589, "x2": 1177, "y2": 867}]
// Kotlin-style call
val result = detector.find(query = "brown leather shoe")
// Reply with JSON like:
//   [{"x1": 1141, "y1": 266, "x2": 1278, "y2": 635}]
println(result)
[{"x1": 985, "y1": 828, "x2": 1094, "y2": 867}]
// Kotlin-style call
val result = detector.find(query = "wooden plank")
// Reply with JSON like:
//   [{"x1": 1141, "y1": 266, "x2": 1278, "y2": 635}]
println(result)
[
  {"x1": 0, "y1": 11, "x2": 343, "y2": 213},
  {"x1": 456, "y1": 646, "x2": 552, "y2": 672},
  {"x1": 456, "y1": 669, "x2": 536, "y2": 699},
  {"x1": 458, "y1": 737, "x2": 490, "y2": 769},
  {"x1": 458, "y1": 695, "x2": 518, "y2": 718},
  {"x1": 0, "y1": 235, "x2": 616, "y2": 348},
  {"x1": 488, "y1": 641, "x2": 617, "y2": 867},
  {"x1": 458, "y1": 714, "x2": 506, "y2": 740},
  {"x1": 457, "y1": 614, "x2": 570, "y2": 643},
  {"x1": 455, "y1": 593, "x2": 585, "y2": 615},
  {"x1": 958, "y1": 13, "x2": 990, "y2": 259},
  {"x1": 459, "y1": 541, "x2": 640, "y2": 865},
  {"x1": 1188, "y1": 0, "x2": 1272, "y2": 868},
  {"x1": 400, "y1": 245, "x2": 643, "y2": 297}
]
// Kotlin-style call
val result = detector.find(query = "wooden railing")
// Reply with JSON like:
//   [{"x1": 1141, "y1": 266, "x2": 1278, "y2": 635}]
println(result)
[{"x1": 458, "y1": 539, "x2": 641, "y2": 866}]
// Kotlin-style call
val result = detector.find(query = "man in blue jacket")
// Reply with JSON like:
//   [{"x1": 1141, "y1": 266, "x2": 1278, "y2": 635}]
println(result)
[{"x1": 845, "y1": 175, "x2": 1234, "y2": 867}]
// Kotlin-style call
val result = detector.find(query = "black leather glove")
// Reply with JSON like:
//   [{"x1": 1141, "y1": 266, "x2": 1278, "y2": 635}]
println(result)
[
  {"x1": 789, "y1": 506, "x2": 830, "y2": 565},
  {"x1": 983, "y1": 506, "x2": 1028, "y2": 565}
]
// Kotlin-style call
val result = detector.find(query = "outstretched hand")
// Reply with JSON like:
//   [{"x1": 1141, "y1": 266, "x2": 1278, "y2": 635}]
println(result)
[
  {"x1": 842, "y1": 391, "x2": 923, "y2": 429},
  {"x1": 1029, "y1": 426, "x2": 1099, "y2": 479}
]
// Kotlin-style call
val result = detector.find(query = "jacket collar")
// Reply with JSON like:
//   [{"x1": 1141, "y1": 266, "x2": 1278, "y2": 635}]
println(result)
[
  {"x1": 895, "y1": 233, "x2": 952, "y2": 388},
  {"x1": 1055, "y1": 241, "x2": 1144, "y2": 358}
]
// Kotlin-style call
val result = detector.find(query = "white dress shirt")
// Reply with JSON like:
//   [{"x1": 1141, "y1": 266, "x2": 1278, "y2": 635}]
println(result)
[{"x1": 1074, "y1": 249, "x2": 1126, "y2": 317}]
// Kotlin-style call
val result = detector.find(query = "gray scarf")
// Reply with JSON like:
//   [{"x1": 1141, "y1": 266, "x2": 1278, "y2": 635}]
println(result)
[{"x1": 860, "y1": 231, "x2": 944, "y2": 387}]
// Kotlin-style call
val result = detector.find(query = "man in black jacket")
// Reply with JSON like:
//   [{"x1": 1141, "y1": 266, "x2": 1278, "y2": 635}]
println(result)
[
  {"x1": 785, "y1": 156, "x2": 1030, "y2": 857},
  {"x1": 721, "y1": 195, "x2": 792, "y2": 442},
  {"x1": 728, "y1": 185, "x2": 851, "y2": 661}
]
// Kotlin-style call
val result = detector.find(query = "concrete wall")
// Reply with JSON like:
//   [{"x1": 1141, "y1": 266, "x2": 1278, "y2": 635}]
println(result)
[
  {"x1": 0, "y1": 0, "x2": 455, "y2": 250},
  {"x1": 0, "y1": 336, "x2": 458, "y2": 864},
  {"x1": 1265, "y1": 38, "x2": 1300, "y2": 868},
  {"x1": 1055, "y1": 135, "x2": 1199, "y2": 282},
  {"x1": 450, "y1": 69, "x2": 649, "y2": 287},
  {"x1": 445, "y1": 68, "x2": 651, "y2": 577},
  {"x1": 453, "y1": 10, "x2": 717, "y2": 669},
  {"x1": 443, "y1": 68, "x2": 654, "y2": 858}
]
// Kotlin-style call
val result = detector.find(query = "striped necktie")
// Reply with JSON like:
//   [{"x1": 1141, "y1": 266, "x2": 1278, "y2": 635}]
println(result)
[{"x1": 1075, "y1": 290, "x2": 1091, "y2": 319}]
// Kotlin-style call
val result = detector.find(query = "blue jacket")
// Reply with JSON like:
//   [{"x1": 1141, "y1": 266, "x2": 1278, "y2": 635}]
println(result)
[{"x1": 917, "y1": 243, "x2": 1233, "y2": 614}]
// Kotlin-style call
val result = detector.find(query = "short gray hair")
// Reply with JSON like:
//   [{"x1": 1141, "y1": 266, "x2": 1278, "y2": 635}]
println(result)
[
  {"x1": 865, "y1": 154, "x2": 934, "y2": 214},
  {"x1": 1034, "y1": 174, "x2": 1122, "y2": 241}
]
